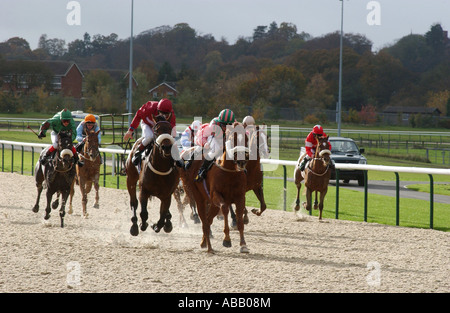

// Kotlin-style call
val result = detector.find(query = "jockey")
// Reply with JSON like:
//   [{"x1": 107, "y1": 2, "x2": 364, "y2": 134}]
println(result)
[
  {"x1": 76, "y1": 114, "x2": 101, "y2": 150},
  {"x1": 180, "y1": 120, "x2": 202, "y2": 150},
  {"x1": 298, "y1": 124, "x2": 334, "y2": 171},
  {"x1": 194, "y1": 108, "x2": 236, "y2": 181},
  {"x1": 37, "y1": 109, "x2": 83, "y2": 167},
  {"x1": 123, "y1": 98, "x2": 182, "y2": 167},
  {"x1": 75, "y1": 114, "x2": 102, "y2": 163}
]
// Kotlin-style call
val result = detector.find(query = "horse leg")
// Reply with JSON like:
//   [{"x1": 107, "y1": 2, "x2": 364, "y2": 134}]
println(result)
[
  {"x1": 33, "y1": 163, "x2": 44, "y2": 213},
  {"x1": 139, "y1": 192, "x2": 149, "y2": 232},
  {"x1": 93, "y1": 175, "x2": 100, "y2": 209},
  {"x1": 304, "y1": 188, "x2": 312, "y2": 212},
  {"x1": 44, "y1": 189, "x2": 54, "y2": 221},
  {"x1": 250, "y1": 185, "x2": 267, "y2": 216},
  {"x1": 127, "y1": 174, "x2": 139, "y2": 236},
  {"x1": 221, "y1": 204, "x2": 232, "y2": 248},
  {"x1": 229, "y1": 205, "x2": 237, "y2": 230},
  {"x1": 313, "y1": 191, "x2": 319, "y2": 210},
  {"x1": 52, "y1": 192, "x2": 60, "y2": 210},
  {"x1": 163, "y1": 206, "x2": 173, "y2": 233},
  {"x1": 68, "y1": 178, "x2": 75, "y2": 215},
  {"x1": 59, "y1": 190, "x2": 70, "y2": 228},
  {"x1": 79, "y1": 179, "x2": 88, "y2": 218},
  {"x1": 318, "y1": 188, "x2": 328, "y2": 220},
  {"x1": 293, "y1": 168, "x2": 303, "y2": 212},
  {"x1": 174, "y1": 187, "x2": 188, "y2": 228},
  {"x1": 234, "y1": 197, "x2": 249, "y2": 253}
]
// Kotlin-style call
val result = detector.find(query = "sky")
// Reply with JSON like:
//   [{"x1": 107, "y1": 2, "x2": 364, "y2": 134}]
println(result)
[{"x1": 0, "y1": 0, "x2": 449, "y2": 52}]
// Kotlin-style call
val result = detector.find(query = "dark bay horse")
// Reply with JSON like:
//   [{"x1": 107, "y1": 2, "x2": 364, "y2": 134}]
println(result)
[
  {"x1": 181, "y1": 122, "x2": 250, "y2": 253},
  {"x1": 125, "y1": 117, "x2": 180, "y2": 236},
  {"x1": 68, "y1": 129, "x2": 101, "y2": 218},
  {"x1": 32, "y1": 130, "x2": 77, "y2": 227},
  {"x1": 294, "y1": 135, "x2": 332, "y2": 220}
]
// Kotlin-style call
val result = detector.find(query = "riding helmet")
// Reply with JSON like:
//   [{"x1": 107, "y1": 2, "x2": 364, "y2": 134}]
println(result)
[
  {"x1": 312, "y1": 125, "x2": 324, "y2": 135},
  {"x1": 243, "y1": 115, "x2": 255, "y2": 126},
  {"x1": 218, "y1": 109, "x2": 235, "y2": 125},
  {"x1": 157, "y1": 98, "x2": 173, "y2": 113},
  {"x1": 60, "y1": 109, "x2": 72, "y2": 120},
  {"x1": 84, "y1": 114, "x2": 96, "y2": 123}
]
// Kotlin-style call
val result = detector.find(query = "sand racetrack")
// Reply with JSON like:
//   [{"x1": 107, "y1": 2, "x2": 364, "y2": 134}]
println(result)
[{"x1": 0, "y1": 172, "x2": 448, "y2": 293}]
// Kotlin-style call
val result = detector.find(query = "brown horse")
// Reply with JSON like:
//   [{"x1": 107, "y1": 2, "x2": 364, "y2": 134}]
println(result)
[
  {"x1": 229, "y1": 125, "x2": 269, "y2": 228},
  {"x1": 68, "y1": 130, "x2": 101, "y2": 218},
  {"x1": 173, "y1": 178, "x2": 200, "y2": 228},
  {"x1": 181, "y1": 122, "x2": 250, "y2": 253},
  {"x1": 125, "y1": 117, "x2": 180, "y2": 236},
  {"x1": 294, "y1": 135, "x2": 332, "y2": 220},
  {"x1": 32, "y1": 130, "x2": 77, "y2": 227}
]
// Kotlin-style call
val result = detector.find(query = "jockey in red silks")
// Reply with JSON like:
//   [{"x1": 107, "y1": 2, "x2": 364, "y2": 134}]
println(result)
[
  {"x1": 298, "y1": 124, "x2": 334, "y2": 171},
  {"x1": 123, "y1": 98, "x2": 182, "y2": 166}
]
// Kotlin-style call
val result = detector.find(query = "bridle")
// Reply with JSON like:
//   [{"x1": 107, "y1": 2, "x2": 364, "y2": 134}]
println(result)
[{"x1": 307, "y1": 138, "x2": 331, "y2": 176}]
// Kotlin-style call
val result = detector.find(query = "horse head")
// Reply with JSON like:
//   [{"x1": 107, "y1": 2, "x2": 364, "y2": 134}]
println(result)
[
  {"x1": 315, "y1": 135, "x2": 332, "y2": 167},
  {"x1": 84, "y1": 130, "x2": 100, "y2": 161},
  {"x1": 224, "y1": 122, "x2": 250, "y2": 171},
  {"x1": 153, "y1": 115, "x2": 175, "y2": 159},
  {"x1": 57, "y1": 130, "x2": 74, "y2": 167}
]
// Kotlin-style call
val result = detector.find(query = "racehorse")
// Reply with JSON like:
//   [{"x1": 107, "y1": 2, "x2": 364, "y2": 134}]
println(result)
[
  {"x1": 125, "y1": 116, "x2": 179, "y2": 236},
  {"x1": 293, "y1": 135, "x2": 332, "y2": 220},
  {"x1": 32, "y1": 130, "x2": 77, "y2": 227},
  {"x1": 229, "y1": 124, "x2": 269, "y2": 227},
  {"x1": 68, "y1": 129, "x2": 101, "y2": 218},
  {"x1": 182, "y1": 122, "x2": 250, "y2": 253}
]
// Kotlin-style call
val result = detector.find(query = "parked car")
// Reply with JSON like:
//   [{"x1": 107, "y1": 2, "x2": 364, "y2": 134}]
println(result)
[{"x1": 329, "y1": 137, "x2": 367, "y2": 186}]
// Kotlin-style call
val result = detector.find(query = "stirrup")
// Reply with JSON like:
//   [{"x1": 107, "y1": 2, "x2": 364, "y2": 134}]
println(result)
[{"x1": 194, "y1": 169, "x2": 206, "y2": 182}]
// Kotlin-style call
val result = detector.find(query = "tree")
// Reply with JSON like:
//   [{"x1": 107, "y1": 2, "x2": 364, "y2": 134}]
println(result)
[{"x1": 158, "y1": 61, "x2": 177, "y2": 83}]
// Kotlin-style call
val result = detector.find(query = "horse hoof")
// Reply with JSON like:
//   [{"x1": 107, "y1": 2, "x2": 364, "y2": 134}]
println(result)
[
  {"x1": 223, "y1": 240, "x2": 232, "y2": 248},
  {"x1": 152, "y1": 224, "x2": 161, "y2": 233},
  {"x1": 93, "y1": 203, "x2": 99, "y2": 209},
  {"x1": 68, "y1": 208, "x2": 73, "y2": 215},
  {"x1": 130, "y1": 224, "x2": 139, "y2": 236},
  {"x1": 231, "y1": 220, "x2": 237, "y2": 230},
  {"x1": 32, "y1": 205, "x2": 39, "y2": 213},
  {"x1": 192, "y1": 214, "x2": 200, "y2": 224},
  {"x1": 140, "y1": 222, "x2": 148, "y2": 232},
  {"x1": 240, "y1": 246, "x2": 250, "y2": 253},
  {"x1": 164, "y1": 221, "x2": 173, "y2": 233},
  {"x1": 83, "y1": 213, "x2": 89, "y2": 219},
  {"x1": 52, "y1": 201, "x2": 59, "y2": 210},
  {"x1": 243, "y1": 215, "x2": 249, "y2": 225},
  {"x1": 293, "y1": 205, "x2": 300, "y2": 212}
]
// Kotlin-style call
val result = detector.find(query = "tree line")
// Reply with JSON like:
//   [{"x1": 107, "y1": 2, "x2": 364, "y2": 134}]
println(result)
[{"x1": 0, "y1": 22, "x2": 449, "y2": 127}]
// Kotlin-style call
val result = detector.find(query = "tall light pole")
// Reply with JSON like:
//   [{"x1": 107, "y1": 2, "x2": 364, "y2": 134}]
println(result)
[
  {"x1": 337, "y1": 0, "x2": 344, "y2": 136},
  {"x1": 127, "y1": 0, "x2": 134, "y2": 126}
]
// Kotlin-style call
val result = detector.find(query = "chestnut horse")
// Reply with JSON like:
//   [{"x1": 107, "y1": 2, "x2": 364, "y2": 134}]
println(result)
[
  {"x1": 68, "y1": 130, "x2": 101, "y2": 218},
  {"x1": 229, "y1": 125, "x2": 269, "y2": 227},
  {"x1": 125, "y1": 117, "x2": 179, "y2": 236},
  {"x1": 181, "y1": 122, "x2": 250, "y2": 253},
  {"x1": 32, "y1": 130, "x2": 77, "y2": 227},
  {"x1": 294, "y1": 135, "x2": 332, "y2": 220}
]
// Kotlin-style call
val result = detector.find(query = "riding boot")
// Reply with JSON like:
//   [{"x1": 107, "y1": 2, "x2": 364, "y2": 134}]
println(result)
[
  {"x1": 132, "y1": 143, "x2": 146, "y2": 166},
  {"x1": 75, "y1": 141, "x2": 84, "y2": 153},
  {"x1": 175, "y1": 159, "x2": 184, "y2": 168},
  {"x1": 299, "y1": 156, "x2": 311, "y2": 171},
  {"x1": 40, "y1": 149, "x2": 53, "y2": 166},
  {"x1": 184, "y1": 153, "x2": 194, "y2": 170},
  {"x1": 194, "y1": 159, "x2": 214, "y2": 181}
]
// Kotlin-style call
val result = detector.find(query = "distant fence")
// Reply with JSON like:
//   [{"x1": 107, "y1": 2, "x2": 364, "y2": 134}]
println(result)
[{"x1": 1, "y1": 140, "x2": 449, "y2": 229}]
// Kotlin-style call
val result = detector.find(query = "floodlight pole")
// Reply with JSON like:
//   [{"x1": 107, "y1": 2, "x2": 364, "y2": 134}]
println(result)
[
  {"x1": 127, "y1": 0, "x2": 134, "y2": 126},
  {"x1": 338, "y1": 0, "x2": 344, "y2": 136}
]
